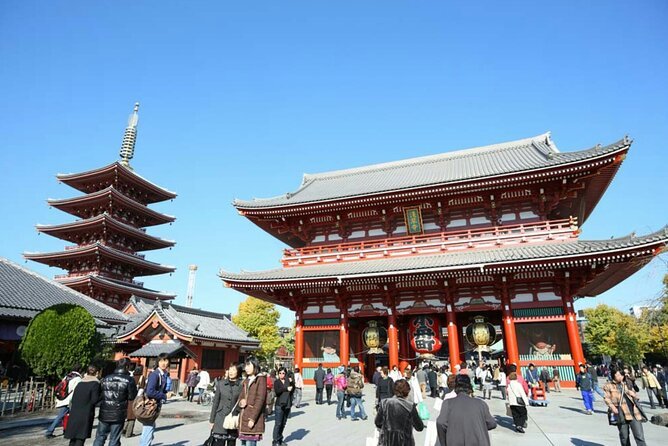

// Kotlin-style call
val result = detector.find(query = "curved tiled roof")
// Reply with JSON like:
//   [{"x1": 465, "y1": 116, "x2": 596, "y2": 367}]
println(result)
[
  {"x1": 233, "y1": 133, "x2": 630, "y2": 210},
  {"x1": 219, "y1": 227, "x2": 667, "y2": 283},
  {"x1": 0, "y1": 257, "x2": 128, "y2": 323},
  {"x1": 118, "y1": 298, "x2": 259, "y2": 345}
]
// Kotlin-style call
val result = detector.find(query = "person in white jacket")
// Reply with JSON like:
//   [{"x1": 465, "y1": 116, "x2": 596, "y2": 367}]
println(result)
[
  {"x1": 404, "y1": 368, "x2": 423, "y2": 404},
  {"x1": 45, "y1": 367, "x2": 83, "y2": 438},
  {"x1": 196, "y1": 369, "x2": 211, "y2": 404},
  {"x1": 507, "y1": 371, "x2": 530, "y2": 433}
]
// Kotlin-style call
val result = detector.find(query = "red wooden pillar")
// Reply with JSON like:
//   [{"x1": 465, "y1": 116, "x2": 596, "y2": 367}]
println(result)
[
  {"x1": 387, "y1": 309, "x2": 399, "y2": 370},
  {"x1": 563, "y1": 272, "x2": 585, "y2": 372},
  {"x1": 501, "y1": 277, "x2": 520, "y2": 368},
  {"x1": 446, "y1": 306, "x2": 460, "y2": 373},
  {"x1": 339, "y1": 305, "x2": 350, "y2": 366},
  {"x1": 398, "y1": 322, "x2": 410, "y2": 372},
  {"x1": 295, "y1": 310, "x2": 304, "y2": 370}
]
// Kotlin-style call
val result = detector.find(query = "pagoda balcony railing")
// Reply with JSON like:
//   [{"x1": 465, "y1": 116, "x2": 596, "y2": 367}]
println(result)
[{"x1": 282, "y1": 218, "x2": 578, "y2": 267}]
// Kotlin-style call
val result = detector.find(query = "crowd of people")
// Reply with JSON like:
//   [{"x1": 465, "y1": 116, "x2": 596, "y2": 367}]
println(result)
[{"x1": 41, "y1": 354, "x2": 668, "y2": 446}]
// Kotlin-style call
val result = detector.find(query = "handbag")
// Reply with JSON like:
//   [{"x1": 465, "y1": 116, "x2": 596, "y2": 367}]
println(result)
[
  {"x1": 133, "y1": 392, "x2": 159, "y2": 424},
  {"x1": 505, "y1": 402, "x2": 512, "y2": 417},
  {"x1": 223, "y1": 400, "x2": 240, "y2": 430},
  {"x1": 417, "y1": 401, "x2": 430, "y2": 420}
]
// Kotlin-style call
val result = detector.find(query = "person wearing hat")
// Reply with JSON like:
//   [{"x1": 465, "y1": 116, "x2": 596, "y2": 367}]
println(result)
[{"x1": 334, "y1": 365, "x2": 348, "y2": 420}]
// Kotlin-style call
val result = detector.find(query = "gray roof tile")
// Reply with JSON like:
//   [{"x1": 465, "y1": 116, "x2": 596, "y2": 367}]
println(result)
[
  {"x1": 234, "y1": 133, "x2": 630, "y2": 209},
  {"x1": 219, "y1": 227, "x2": 667, "y2": 282},
  {"x1": 0, "y1": 257, "x2": 128, "y2": 323}
]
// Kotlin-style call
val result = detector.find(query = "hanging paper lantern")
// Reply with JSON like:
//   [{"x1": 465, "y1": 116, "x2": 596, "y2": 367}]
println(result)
[
  {"x1": 409, "y1": 315, "x2": 442, "y2": 357},
  {"x1": 465, "y1": 316, "x2": 497, "y2": 347},
  {"x1": 362, "y1": 320, "x2": 388, "y2": 354}
]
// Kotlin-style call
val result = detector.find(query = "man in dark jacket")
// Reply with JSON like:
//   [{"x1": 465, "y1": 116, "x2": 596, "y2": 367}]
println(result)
[
  {"x1": 93, "y1": 357, "x2": 138, "y2": 446},
  {"x1": 313, "y1": 363, "x2": 326, "y2": 405},
  {"x1": 427, "y1": 367, "x2": 438, "y2": 398},
  {"x1": 437, "y1": 374, "x2": 496, "y2": 446},
  {"x1": 140, "y1": 353, "x2": 171, "y2": 446}
]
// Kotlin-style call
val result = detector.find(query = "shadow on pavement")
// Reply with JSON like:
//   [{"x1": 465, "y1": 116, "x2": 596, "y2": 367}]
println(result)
[
  {"x1": 156, "y1": 422, "x2": 185, "y2": 432},
  {"x1": 493, "y1": 415, "x2": 516, "y2": 431},
  {"x1": 285, "y1": 428, "x2": 310, "y2": 442},
  {"x1": 558, "y1": 406, "x2": 606, "y2": 415},
  {"x1": 155, "y1": 442, "x2": 189, "y2": 446},
  {"x1": 570, "y1": 438, "x2": 605, "y2": 446}
]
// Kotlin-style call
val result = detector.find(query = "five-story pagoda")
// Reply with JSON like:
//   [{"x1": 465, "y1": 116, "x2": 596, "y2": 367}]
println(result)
[{"x1": 25, "y1": 104, "x2": 177, "y2": 310}]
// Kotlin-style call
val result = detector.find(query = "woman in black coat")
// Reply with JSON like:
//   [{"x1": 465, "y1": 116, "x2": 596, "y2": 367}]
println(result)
[
  {"x1": 272, "y1": 367, "x2": 294, "y2": 446},
  {"x1": 374, "y1": 379, "x2": 424, "y2": 446},
  {"x1": 210, "y1": 363, "x2": 243, "y2": 446},
  {"x1": 64, "y1": 366, "x2": 101, "y2": 446}
]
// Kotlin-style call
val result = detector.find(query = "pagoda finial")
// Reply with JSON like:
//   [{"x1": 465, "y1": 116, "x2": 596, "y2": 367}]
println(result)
[{"x1": 119, "y1": 102, "x2": 140, "y2": 169}]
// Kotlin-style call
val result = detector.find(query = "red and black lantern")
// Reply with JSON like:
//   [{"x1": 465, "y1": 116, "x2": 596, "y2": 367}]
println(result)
[{"x1": 409, "y1": 315, "x2": 442, "y2": 357}]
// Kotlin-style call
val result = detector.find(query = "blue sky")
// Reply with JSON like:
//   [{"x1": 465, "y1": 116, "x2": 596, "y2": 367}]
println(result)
[{"x1": 1, "y1": 1, "x2": 666, "y2": 327}]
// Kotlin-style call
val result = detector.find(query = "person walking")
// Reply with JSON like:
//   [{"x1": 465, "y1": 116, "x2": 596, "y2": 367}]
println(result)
[
  {"x1": 389, "y1": 365, "x2": 402, "y2": 382},
  {"x1": 185, "y1": 368, "x2": 199, "y2": 402},
  {"x1": 271, "y1": 367, "x2": 294, "y2": 446},
  {"x1": 123, "y1": 366, "x2": 145, "y2": 438},
  {"x1": 64, "y1": 365, "x2": 101, "y2": 446},
  {"x1": 404, "y1": 369, "x2": 423, "y2": 405},
  {"x1": 588, "y1": 364, "x2": 605, "y2": 400},
  {"x1": 657, "y1": 365, "x2": 668, "y2": 405},
  {"x1": 209, "y1": 362, "x2": 243, "y2": 446},
  {"x1": 540, "y1": 367, "x2": 551, "y2": 393},
  {"x1": 576, "y1": 363, "x2": 595, "y2": 415},
  {"x1": 524, "y1": 363, "x2": 539, "y2": 399},
  {"x1": 347, "y1": 366, "x2": 367, "y2": 421},
  {"x1": 641, "y1": 365, "x2": 665, "y2": 409},
  {"x1": 292, "y1": 367, "x2": 303, "y2": 409},
  {"x1": 436, "y1": 374, "x2": 497, "y2": 445},
  {"x1": 497, "y1": 367, "x2": 507, "y2": 400},
  {"x1": 416, "y1": 366, "x2": 428, "y2": 400},
  {"x1": 481, "y1": 365, "x2": 493, "y2": 400},
  {"x1": 197, "y1": 369, "x2": 211, "y2": 405},
  {"x1": 46, "y1": 366, "x2": 83, "y2": 438},
  {"x1": 92, "y1": 357, "x2": 138, "y2": 446},
  {"x1": 374, "y1": 379, "x2": 424, "y2": 446},
  {"x1": 237, "y1": 357, "x2": 267, "y2": 446},
  {"x1": 604, "y1": 367, "x2": 647, "y2": 446},
  {"x1": 552, "y1": 366, "x2": 561, "y2": 392},
  {"x1": 324, "y1": 368, "x2": 334, "y2": 405},
  {"x1": 507, "y1": 372, "x2": 529, "y2": 433},
  {"x1": 334, "y1": 365, "x2": 348, "y2": 419},
  {"x1": 376, "y1": 366, "x2": 394, "y2": 407},
  {"x1": 372, "y1": 366, "x2": 382, "y2": 387},
  {"x1": 427, "y1": 367, "x2": 438, "y2": 398},
  {"x1": 139, "y1": 353, "x2": 172, "y2": 446},
  {"x1": 313, "y1": 363, "x2": 326, "y2": 405}
]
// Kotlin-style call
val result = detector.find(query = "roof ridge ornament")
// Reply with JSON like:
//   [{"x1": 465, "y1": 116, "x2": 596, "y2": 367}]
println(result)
[{"x1": 119, "y1": 102, "x2": 140, "y2": 169}]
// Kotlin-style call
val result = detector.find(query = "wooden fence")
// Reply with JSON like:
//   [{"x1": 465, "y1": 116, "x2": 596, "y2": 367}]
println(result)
[{"x1": 0, "y1": 379, "x2": 56, "y2": 417}]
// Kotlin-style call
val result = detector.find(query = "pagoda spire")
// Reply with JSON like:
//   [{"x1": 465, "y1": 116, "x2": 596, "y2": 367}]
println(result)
[{"x1": 119, "y1": 102, "x2": 140, "y2": 168}]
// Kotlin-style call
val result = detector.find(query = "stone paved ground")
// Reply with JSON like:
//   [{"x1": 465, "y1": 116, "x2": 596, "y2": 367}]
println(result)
[{"x1": 2, "y1": 387, "x2": 667, "y2": 445}]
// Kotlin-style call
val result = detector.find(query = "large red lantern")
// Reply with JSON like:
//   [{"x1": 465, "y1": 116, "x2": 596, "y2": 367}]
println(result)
[{"x1": 409, "y1": 315, "x2": 442, "y2": 357}]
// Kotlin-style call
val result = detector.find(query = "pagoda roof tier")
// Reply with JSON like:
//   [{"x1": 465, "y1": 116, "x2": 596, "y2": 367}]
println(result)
[
  {"x1": 57, "y1": 274, "x2": 176, "y2": 301},
  {"x1": 24, "y1": 242, "x2": 176, "y2": 277},
  {"x1": 36, "y1": 213, "x2": 175, "y2": 251},
  {"x1": 48, "y1": 186, "x2": 176, "y2": 227},
  {"x1": 220, "y1": 226, "x2": 667, "y2": 301},
  {"x1": 234, "y1": 133, "x2": 629, "y2": 214},
  {"x1": 57, "y1": 161, "x2": 177, "y2": 205}
]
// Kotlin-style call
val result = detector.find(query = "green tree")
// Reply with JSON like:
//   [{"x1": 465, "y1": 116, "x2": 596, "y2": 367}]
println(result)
[
  {"x1": 19, "y1": 304, "x2": 101, "y2": 379},
  {"x1": 584, "y1": 304, "x2": 649, "y2": 365},
  {"x1": 642, "y1": 272, "x2": 668, "y2": 360},
  {"x1": 233, "y1": 297, "x2": 282, "y2": 361}
]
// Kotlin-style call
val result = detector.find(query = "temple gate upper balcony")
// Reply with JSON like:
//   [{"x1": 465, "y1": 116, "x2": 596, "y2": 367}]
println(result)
[{"x1": 281, "y1": 218, "x2": 579, "y2": 267}]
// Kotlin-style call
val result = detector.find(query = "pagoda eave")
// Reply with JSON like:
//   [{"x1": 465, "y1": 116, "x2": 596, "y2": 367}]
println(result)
[
  {"x1": 57, "y1": 162, "x2": 177, "y2": 204},
  {"x1": 58, "y1": 275, "x2": 175, "y2": 301},
  {"x1": 36, "y1": 214, "x2": 176, "y2": 251},
  {"x1": 24, "y1": 244, "x2": 175, "y2": 276}
]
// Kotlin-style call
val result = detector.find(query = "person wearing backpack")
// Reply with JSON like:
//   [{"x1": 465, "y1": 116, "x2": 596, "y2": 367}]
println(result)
[
  {"x1": 93, "y1": 357, "x2": 138, "y2": 446},
  {"x1": 46, "y1": 365, "x2": 83, "y2": 438},
  {"x1": 139, "y1": 353, "x2": 172, "y2": 446},
  {"x1": 346, "y1": 366, "x2": 367, "y2": 421}
]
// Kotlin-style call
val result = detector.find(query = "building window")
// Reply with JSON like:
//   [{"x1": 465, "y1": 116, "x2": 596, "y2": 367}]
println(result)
[{"x1": 201, "y1": 349, "x2": 225, "y2": 370}]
